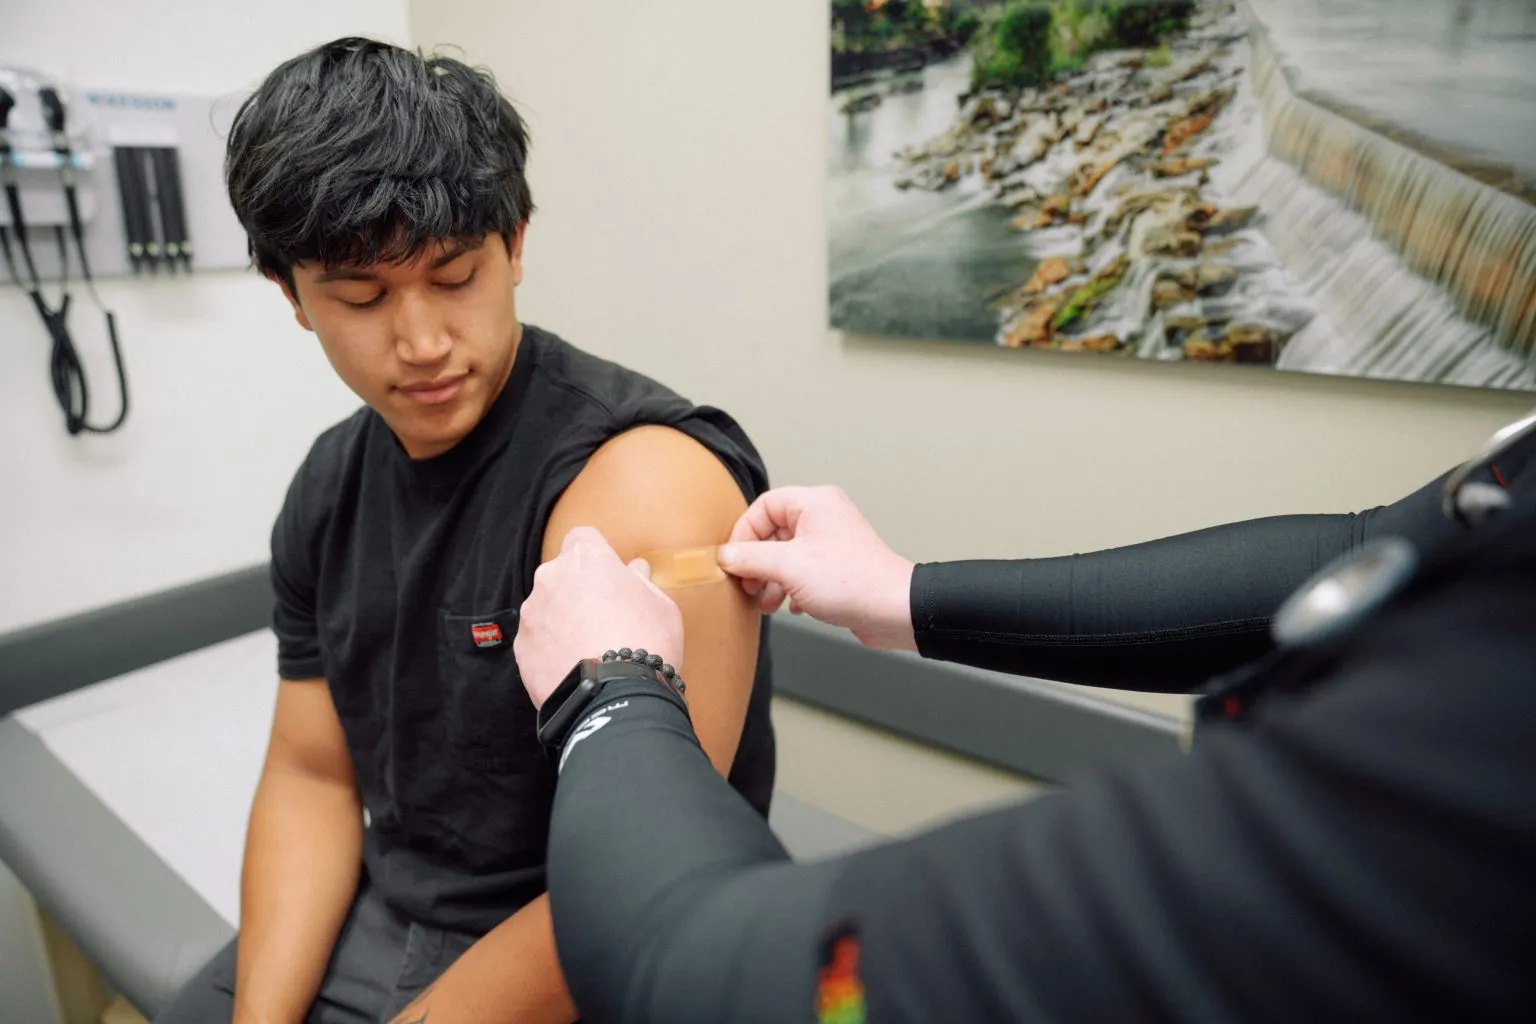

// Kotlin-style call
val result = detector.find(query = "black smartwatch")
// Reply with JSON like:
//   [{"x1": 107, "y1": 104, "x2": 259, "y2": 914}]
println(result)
[{"x1": 536, "y1": 657, "x2": 681, "y2": 760}]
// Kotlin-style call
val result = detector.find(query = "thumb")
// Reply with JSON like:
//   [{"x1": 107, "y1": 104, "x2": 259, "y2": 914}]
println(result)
[
  {"x1": 628, "y1": 557, "x2": 673, "y2": 603},
  {"x1": 561, "y1": 525, "x2": 606, "y2": 556},
  {"x1": 717, "y1": 539, "x2": 794, "y2": 584}
]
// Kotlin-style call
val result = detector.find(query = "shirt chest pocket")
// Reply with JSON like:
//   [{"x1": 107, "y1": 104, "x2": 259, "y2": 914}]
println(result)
[{"x1": 436, "y1": 607, "x2": 540, "y2": 774}]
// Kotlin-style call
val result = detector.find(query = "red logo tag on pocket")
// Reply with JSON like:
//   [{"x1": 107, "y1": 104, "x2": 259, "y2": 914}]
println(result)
[{"x1": 471, "y1": 622, "x2": 504, "y2": 648}]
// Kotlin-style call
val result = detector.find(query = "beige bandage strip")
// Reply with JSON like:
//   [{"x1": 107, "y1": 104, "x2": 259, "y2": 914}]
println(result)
[{"x1": 639, "y1": 545, "x2": 727, "y2": 589}]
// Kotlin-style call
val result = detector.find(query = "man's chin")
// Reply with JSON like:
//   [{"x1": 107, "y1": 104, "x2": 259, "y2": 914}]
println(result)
[{"x1": 391, "y1": 404, "x2": 479, "y2": 460}]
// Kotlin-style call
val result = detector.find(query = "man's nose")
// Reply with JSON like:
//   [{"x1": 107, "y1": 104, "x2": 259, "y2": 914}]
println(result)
[{"x1": 393, "y1": 290, "x2": 453, "y2": 365}]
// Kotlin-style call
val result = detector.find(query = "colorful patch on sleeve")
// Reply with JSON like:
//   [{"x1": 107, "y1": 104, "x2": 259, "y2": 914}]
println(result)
[{"x1": 816, "y1": 921, "x2": 867, "y2": 1024}]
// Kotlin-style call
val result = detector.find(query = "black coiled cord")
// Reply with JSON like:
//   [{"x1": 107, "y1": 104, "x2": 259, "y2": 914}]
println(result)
[
  {"x1": 43, "y1": 294, "x2": 129, "y2": 436},
  {"x1": 1, "y1": 93, "x2": 130, "y2": 436}
]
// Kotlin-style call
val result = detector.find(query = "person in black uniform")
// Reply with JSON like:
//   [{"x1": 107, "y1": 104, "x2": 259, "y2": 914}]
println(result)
[
  {"x1": 155, "y1": 37, "x2": 775, "y2": 1024},
  {"x1": 515, "y1": 412, "x2": 1536, "y2": 1023}
]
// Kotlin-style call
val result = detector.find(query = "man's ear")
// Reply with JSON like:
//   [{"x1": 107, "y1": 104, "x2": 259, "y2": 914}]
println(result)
[
  {"x1": 266, "y1": 271, "x2": 314, "y2": 332},
  {"x1": 508, "y1": 223, "x2": 527, "y2": 288}
]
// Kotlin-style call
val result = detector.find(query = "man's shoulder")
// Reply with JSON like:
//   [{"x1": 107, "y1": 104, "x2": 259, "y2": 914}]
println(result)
[
  {"x1": 526, "y1": 325, "x2": 762, "y2": 470},
  {"x1": 279, "y1": 404, "x2": 373, "y2": 525},
  {"x1": 527, "y1": 325, "x2": 690, "y2": 424}
]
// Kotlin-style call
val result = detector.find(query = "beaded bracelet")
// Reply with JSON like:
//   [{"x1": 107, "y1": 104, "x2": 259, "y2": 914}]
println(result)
[{"x1": 602, "y1": 647, "x2": 687, "y2": 699}]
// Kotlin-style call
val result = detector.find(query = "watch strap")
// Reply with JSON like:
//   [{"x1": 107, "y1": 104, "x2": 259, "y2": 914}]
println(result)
[{"x1": 538, "y1": 659, "x2": 683, "y2": 759}]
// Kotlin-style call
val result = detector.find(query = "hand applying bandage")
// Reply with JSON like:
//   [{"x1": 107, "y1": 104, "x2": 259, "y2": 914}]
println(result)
[
  {"x1": 717, "y1": 485, "x2": 917, "y2": 652},
  {"x1": 515, "y1": 526, "x2": 685, "y2": 711}
]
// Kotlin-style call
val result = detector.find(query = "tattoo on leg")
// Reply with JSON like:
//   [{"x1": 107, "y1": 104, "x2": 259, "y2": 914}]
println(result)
[{"x1": 391, "y1": 981, "x2": 438, "y2": 1024}]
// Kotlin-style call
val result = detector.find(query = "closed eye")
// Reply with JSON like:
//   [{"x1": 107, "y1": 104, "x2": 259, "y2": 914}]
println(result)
[
  {"x1": 438, "y1": 270, "x2": 477, "y2": 291},
  {"x1": 341, "y1": 292, "x2": 385, "y2": 310}
]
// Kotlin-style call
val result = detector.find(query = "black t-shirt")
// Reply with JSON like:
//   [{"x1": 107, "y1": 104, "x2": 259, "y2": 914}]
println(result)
[{"x1": 269, "y1": 324, "x2": 776, "y2": 933}]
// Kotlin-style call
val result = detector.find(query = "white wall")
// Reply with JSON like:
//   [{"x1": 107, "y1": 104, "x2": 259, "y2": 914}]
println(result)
[
  {"x1": 4, "y1": 0, "x2": 408, "y2": 96},
  {"x1": 0, "y1": 0, "x2": 411, "y2": 634},
  {"x1": 410, "y1": 0, "x2": 1533, "y2": 719},
  {"x1": 0, "y1": 4, "x2": 409, "y2": 1019}
]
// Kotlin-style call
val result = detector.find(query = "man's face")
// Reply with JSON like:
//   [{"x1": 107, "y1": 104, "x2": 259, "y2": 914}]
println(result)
[{"x1": 281, "y1": 230, "x2": 525, "y2": 460}]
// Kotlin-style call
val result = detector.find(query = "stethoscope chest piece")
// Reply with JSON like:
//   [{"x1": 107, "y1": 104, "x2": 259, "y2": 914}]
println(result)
[{"x1": 1271, "y1": 537, "x2": 1419, "y2": 650}]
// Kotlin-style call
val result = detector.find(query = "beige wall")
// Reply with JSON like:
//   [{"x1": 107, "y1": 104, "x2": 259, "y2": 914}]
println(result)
[
  {"x1": 771, "y1": 699, "x2": 1042, "y2": 835},
  {"x1": 410, "y1": 0, "x2": 1530, "y2": 714}
]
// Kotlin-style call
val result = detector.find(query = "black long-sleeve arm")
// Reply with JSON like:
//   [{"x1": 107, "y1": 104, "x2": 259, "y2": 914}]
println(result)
[
  {"x1": 909, "y1": 458, "x2": 1523, "y2": 692},
  {"x1": 547, "y1": 518, "x2": 1536, "y2": 1023}
]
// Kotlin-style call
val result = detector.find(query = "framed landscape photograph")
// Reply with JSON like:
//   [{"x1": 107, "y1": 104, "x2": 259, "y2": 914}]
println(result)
[{"x1": 827, "y1": 0, "x2": 1536, "y2": 390}]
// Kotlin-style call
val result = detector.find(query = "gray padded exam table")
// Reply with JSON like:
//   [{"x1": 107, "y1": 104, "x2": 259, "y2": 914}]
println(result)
[{"x1": 0, "y1": 568, "x2": 1178, "y2": 1017}]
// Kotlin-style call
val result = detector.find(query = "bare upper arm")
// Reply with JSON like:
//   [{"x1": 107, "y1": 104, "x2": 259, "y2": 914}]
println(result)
[
  {"x1": 264, "y1": 677, "x2": 358, "y2": 792},
  {"x1": 541, "y1": 425, "x2": 761, "y2": 774}
]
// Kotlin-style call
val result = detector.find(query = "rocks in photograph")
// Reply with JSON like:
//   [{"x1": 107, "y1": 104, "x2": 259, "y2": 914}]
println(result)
[
  {"x1": 1080, "y1": 333, "x2": 1123, "y2": 352},
  {"x1": 1011, "y1": 206, "x2": 1056, "y2": 231},
  {"x1": 1196, "y1": 263, "x2": 1238, "y2": 295},
  {"x1": 1181, "y1": 324, "x2": 1286, "y2": 363},
  {"x1": 1161, "y1": 89, "x2": 1232, "y2": 155},
  {"x1": 1163, "y1": 314, "x2": 1207, "y2": 334},
  {"x1": 1153, "y1": 156, "x2": 1213, "y2": 177},
  {"x1": 1013, "y1": 114, "x2": 1065, "y2": 164},
  {"x1": 1075, "y1": 114, "x2": 1106, "y2": 148},
  {"x1": 964, "y1": 93, "x2": 1009, "y2": 128},
  {"x1": 1145, "y1": 225, "x2": 1204, "y2": 258},
  {"x1": 1023, "y1": 255, "x2": 1075, "y2": 293},
  {"x1": 1226, "y1": 323, "x2": 1283, "y2": 362},
  {"x1": 1182, "y1": 333, "x2": 1229, "y2": 361},
  {"x1": 1011, "y1": 193, "x2": 1077, "y2": 231},
  {"x1": 1180, "y1": 202, "x2": 1256, "y2": 235},
  {"x1": 1001, "y1": 185, "x2": 1043, "y2": 208},
  {"x1": 1203, "y1": 237, "x2": 1245, "y2": 256},
  {"x1": 1003, "y1": 300, "x2": 1062, "y2": 348},
  {"x1": 1070, "y1": 157, "x2": 1123, "y2": 199},
  {"x1": 1106, "y1": 187, "x2": 1199, "y2": 235},
  {"x1": 1183, "y1": 202, "x2": 1219, "y2": 231},
  {"x1": 1202, "y1": 205, "x2": 1258, "y2": 234},
  {"x1": 1151, "y1": 261, "x2": 1232, "y2": 309},
  {"x1": 1153, "y1": 277, "x2": 1195, "y2": 310},
  {"x1": 1175, "y1": 59, "x2": 1214, "y2": 84}
]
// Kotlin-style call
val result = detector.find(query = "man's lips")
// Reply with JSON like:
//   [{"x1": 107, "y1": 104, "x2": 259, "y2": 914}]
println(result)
[{"x1": 397, "y1": 373, "x2": 468, "y2": 405}]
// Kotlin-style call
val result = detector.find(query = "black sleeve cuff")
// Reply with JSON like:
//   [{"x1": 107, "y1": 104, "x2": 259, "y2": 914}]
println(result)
[
  {"x1": 912, "y1": 559, "x2": 1051, "y2": 661},
  {"x1": 557, "y1": 676, "x2": 692, "y2": 772}
]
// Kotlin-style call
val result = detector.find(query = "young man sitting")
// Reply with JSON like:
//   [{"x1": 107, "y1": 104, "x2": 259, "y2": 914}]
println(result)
[{"x1": 154, "y1": 37, "x2": 775, "y2": 1024}]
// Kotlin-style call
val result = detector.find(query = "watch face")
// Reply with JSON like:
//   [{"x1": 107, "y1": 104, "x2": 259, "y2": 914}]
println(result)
[{"x1": 537, "y1": 660, "x2": 599, "y2": 736}]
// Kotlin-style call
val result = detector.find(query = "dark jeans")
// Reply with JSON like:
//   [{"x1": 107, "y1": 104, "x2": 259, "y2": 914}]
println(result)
[{"x1": 154, "y1": 879, "x2": 477, "y2": 1024}]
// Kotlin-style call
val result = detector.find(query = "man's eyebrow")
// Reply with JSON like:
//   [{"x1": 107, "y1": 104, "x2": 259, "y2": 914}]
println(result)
[
  {"x1": 428, "y1": 238, "x2": 484, "y2": 269},
  {"x1": 314, "y1": 266, "x2": 378, "y2": 284},
  {"x1": 313, "y1": 239, "x2": 486, "y2": 284}
]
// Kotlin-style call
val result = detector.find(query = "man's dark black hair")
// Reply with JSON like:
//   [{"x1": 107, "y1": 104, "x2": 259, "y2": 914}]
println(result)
[{"x1": 225, "y1": 37, "x2": 533, "y2": 289}]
